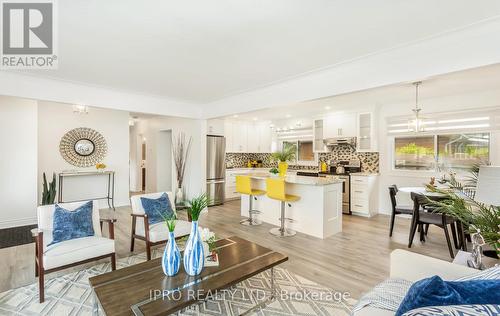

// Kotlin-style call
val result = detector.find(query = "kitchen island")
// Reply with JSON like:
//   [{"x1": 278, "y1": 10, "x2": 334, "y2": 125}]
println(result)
[{"x1": 237, "y1": 173, "x2": 344, "y2": 239}]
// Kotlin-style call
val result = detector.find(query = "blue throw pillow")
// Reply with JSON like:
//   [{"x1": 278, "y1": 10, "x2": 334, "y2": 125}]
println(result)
[
  {"x1": 396, "y1": 276, "x2": 500, "y2": 316},
  {"x1": 140, "y1": 193, "x2": 174, "y2": 225},
  {"x1": 49, "y1": 201, "x2": 95, "y2": 246}
]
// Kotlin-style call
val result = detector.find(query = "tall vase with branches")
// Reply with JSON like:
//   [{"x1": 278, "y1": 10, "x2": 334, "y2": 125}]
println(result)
[{"x1": 172, "y1": 133, "x2": 192, "y2": 205}]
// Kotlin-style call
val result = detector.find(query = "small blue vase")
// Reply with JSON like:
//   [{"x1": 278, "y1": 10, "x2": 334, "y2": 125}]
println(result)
[
  {"x1": 183, "y1": 221, "x2": 204, "y2": 276},
  {"x1": 162, "y1": 232, "x2": 180, "y2": 276}
]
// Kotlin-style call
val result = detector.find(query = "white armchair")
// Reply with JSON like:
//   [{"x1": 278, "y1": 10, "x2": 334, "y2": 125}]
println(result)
[
  {"x1": 33, "y1": 200, "x2": 116, "y2": 303},
  {"x1": 130, "y1": 192, "x2": 191, "y2": 260}
]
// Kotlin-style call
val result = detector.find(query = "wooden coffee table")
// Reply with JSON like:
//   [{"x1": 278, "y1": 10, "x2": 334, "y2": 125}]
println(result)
[{"x1": 89, "y1": 236, "x2": 288, "y2": 315}]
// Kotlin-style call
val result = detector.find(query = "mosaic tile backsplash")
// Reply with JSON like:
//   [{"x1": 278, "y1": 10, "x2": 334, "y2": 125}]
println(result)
[{"x1": 226, "y1": 145, "x2": 379, "y2": 173}]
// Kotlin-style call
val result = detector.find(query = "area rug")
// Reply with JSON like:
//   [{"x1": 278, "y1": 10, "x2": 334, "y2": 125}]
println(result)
[{"x1": 0, "y1": 250, "x2": 356, "y2": 316}]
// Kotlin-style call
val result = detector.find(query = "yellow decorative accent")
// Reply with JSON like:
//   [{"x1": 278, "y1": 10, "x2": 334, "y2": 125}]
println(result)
[
  {"x1": 236, "y1": 175, "x2": 265, "y2": 196},
  {"x1": 96, "y1": 163, "x2": 106, "y2": 170},
  {"x1": 278, "y1": 162, "x2": 288, "y2": 177},
  {"x1": 321, "y1": 161, "x2": 328, "y2": 172},
  {"x1": 265, "y1": 178, "x2": 300, "y2": 202}
]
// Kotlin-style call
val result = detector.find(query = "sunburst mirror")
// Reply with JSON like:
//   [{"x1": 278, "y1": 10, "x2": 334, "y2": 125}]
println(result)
[{"x1": 59, "y1": 127, "x2": 107, "y2": 167}]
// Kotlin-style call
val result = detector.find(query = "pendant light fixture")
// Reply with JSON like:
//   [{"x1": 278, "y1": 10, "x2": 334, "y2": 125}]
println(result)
[{"x1": 408, "y1": 81, "x2": 425, "y2": 133}]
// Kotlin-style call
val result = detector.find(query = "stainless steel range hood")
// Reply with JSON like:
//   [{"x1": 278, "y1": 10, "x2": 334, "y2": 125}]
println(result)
[{"x1": 323, "y1": 137, "x2": 357, "y2": 147}]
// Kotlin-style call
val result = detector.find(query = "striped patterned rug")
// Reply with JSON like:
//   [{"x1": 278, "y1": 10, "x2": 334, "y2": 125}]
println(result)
[{"x1": 0, "y1": 250, "x2": 355, "y2": 315}]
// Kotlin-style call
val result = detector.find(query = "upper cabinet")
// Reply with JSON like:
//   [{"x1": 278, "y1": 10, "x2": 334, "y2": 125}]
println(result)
[
  {"x1": 207, "y1": 119, "x2": 225, "y2": 136},
  {"x1": 323, "y1": 113, "x2": 357, "y2": 138},
  {"x1": 232, "y1": 122, "x2": 248, "y2": 152},
  {"x1": 357, "y1": 112, "x2": 377, "y2": 152},
  {"x1": 224, "y1": 121, "x2": 272, "y2": 153},
  {"x1": 258, "y1": 124, "x2": 272, "y2": 153},
  {"x1": 313, "y1": 119, "x2": 327, "y2": 152}
]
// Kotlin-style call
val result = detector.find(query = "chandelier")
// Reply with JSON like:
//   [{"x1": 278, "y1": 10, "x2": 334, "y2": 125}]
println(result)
[{"x1": 408, "y1": 81, "x2": 425, "y2": 133}]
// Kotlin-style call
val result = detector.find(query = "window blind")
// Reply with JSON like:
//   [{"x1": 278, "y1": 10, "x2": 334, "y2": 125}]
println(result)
[{"x1": 387, "y1": 107, "x2": 500, "y2": 135}]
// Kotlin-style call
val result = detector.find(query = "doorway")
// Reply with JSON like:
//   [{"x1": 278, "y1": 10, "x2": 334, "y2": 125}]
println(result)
[{"x1": 157, "y1": 130, "x2": 173, "y2": 192}]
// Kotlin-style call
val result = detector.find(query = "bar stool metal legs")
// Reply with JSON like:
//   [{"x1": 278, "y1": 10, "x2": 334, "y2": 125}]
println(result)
[
  {"x1": 270, "y1": 201, "x2": 296, "y2": 237},
  {"x1": 240, "y1": 195, "x2": 262, "y2": 226}
]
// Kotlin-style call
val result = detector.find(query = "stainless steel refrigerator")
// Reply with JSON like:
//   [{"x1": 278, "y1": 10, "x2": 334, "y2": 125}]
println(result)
[{"x1": 206, "y1": 135, "x2": 226, "y2": 206}]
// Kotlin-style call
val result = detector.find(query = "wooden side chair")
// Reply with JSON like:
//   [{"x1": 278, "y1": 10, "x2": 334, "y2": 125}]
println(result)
[
  {"x1": 388, "y1": 185, "x2": 413, "y2": 237},
  {"x1": 130, "y1": 192, "x2": 191, "y2": 260},
  {"x1": 408, "y1": 193, "x2": 463, "y2": 258},
  {"x1": 33, "y1": 200, "x2": 116, "y2": 303}
]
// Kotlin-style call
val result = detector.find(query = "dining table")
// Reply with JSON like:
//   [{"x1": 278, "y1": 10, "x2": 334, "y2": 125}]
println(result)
[{"x1": 398, "y1": 186, "x2": 468, "y2": 253}]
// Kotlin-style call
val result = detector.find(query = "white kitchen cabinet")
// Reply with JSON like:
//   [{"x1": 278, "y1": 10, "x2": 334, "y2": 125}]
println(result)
[
  {"x1": 207, "y1": 119, "x2": 225, "y2": 136},
  {"x1": 313, "y1": 119, "x2": 327, "y2": 152},
  {"x1": 225, "y1": 169, "x2": 240, "y2": 200},
  {"x1": 258, "y1": 124, "x2": 272, "y2": 153},
  {"x1": 225, "y1": 120, "x2": 248, "y2": 153},
  {"x1": 357, "y1": 112, "x2": 377, "y2": 152},
  {"x1": 247, "y1": 123, "x2": 260, "y2": 153},
  {"x1": 350, "y1": 174, "x2": 378, "y2": 217},
  {"x1": 224, "y1": 121, "x2": 234, "y2": 152},
  {"x1": 323, "y1": 113, "x2": 357, "y2": 138},
  {"x1": 225, "y1": 121, "x2": 272, "y2": 153}
]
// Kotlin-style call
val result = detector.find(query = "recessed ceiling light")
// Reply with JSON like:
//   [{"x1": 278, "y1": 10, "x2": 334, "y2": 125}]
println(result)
[
  {"x1": 285, "y1": 114, "x2": 292, "y2": 118},
  {"x1": 232, "y1": 114, "x2": 239, "y2": 118},
  {"x1": 252, "y1": 117, "x2": 258, "y2": 121},
  {"x1": 324, "y1": 106, "x2": 331, "y2": 110}
]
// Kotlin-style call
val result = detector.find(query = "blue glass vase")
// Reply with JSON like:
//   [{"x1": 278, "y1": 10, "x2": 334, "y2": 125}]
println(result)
[
  {"x1": 183, "y1": 221, "x2": 204, "y2": 276},
  {"x1": 162, "y1": 232, "x2": 180, "y2": 276}
]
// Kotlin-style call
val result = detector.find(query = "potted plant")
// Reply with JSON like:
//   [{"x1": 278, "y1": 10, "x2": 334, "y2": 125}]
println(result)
[
  {"x1": 158, "y1": 214, "x2": 180, "y2": 276},
  {"x1": 427, "y1": 166, "x2": 500, "y2": 258},
  {"x1": 269, "y1": 167, "x2": 279, "y2": 177},
  {"x1": 200, "y1": 228, "x2": 218, "y2": 262},
  {"x1": 271, "y1": 144, "x2": 296, "y2": 177},
  {"x1": 183, "y1": 193, "x2": 211, "y2": 275},
  {"x1": 41, "y1": 172, "x2": 56, "y2": 205}
]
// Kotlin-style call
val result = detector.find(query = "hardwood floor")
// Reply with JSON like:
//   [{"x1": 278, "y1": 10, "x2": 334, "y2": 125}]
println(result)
[{"x1": 0, "y1": 200, "x2": 458, "y2": 298}]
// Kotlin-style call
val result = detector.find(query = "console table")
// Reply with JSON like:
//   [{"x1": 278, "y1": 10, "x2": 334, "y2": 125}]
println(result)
[{"x1": 58, "y1": 171, "x2": 115, "y2": 210}]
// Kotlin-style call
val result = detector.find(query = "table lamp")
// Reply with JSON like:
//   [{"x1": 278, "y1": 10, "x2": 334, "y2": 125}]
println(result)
[{"x1": 475, "y1": 166, "x2": 500, "y2": 206}]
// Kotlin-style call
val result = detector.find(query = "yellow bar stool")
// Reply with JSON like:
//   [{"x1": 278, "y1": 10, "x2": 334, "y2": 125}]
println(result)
[
  {"x1": 266, "y1": 178, "x2": 300, "y2": 237},
  {"x1": 236, "y1": 175, "x2": 266, "y2": 226}
]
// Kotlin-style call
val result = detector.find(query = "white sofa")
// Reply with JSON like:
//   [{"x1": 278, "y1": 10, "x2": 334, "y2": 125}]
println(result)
[
  {"x1": 130, "y1": 192, "x2": 191, "y2": 260},
  {"x1": 353, "y1": 249, "x2": 477, "y2": 316}
]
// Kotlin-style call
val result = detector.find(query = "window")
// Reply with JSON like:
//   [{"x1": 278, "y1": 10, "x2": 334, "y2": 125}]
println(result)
[
  {"x1": 394, "y1": 133, "x2": 490, "y2": 171},
  {"x1": 438, "y1": 133, "x2": 489, "y2": 169},
  {"x1": 282, "y1": 140, "x2": 314, "y2": 162},
  {"x1": 395, "y1": 136, "x2": 435, "y2": 170},
  {"x1": 298, "y1": 141, "x2": 314, "y2": 161}
]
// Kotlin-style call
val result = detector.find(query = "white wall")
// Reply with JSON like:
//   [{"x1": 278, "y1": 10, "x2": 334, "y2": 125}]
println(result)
[
  {"x1": 0, "y1": 97, "x2": 38, "y2": 228},
  {"x1": 132, "y1": 116, "x2": 207, "y2": 199},
  {"x1": 37, "y1": 101, "x2": 130, "y2": 207},
  {"x1": 377, "y1": 88, "x2": 500, "y2": 214}
]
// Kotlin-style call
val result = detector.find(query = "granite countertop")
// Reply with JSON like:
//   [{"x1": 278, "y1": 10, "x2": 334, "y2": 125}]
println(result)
[
  {"x1": 350, "y1": 172, "x2": 379, "y2": 177},
  {"x1": 233, "y1": 172, "x2": 345, "y2": 186}
]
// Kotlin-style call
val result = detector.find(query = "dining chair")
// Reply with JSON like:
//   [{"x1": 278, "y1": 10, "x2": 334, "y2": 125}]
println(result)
[
  {"x1": 388, "y1": 185, "x2": 414, "y2": 237},
  {"x1": 408, "y1": 192, "x2": 463, "y2": 258}
]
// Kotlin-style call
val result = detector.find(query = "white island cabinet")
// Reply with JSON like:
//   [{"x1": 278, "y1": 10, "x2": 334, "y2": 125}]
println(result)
[{"x1": 238, "y1": 173, "x2": 344, "y2": 239}]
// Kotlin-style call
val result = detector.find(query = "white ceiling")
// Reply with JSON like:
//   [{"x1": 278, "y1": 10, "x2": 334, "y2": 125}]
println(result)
[
  {"x1": 222, "y1": 63, "x2": 500, "y2": 122},
  {"x1": 24, "y1": 0, "x2": 500, "y2": 103}
]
